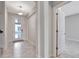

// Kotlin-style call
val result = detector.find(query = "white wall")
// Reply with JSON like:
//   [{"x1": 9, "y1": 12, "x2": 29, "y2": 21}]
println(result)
[
  {"x1": 7, "y1": 13, "x2": 15, "y2": 43},
  {"x1": 37, "y1": 2, "x2": 45, "y2": 57},
  {"x1": 4, "y1": 6, "x2": 8, "y2": 51},
  {"x1": 49, "y1": 2, "x2": 56, "y2": 57},
  {"x1": 28, "y1": 12, "x2": 37, "y2": 47},
  {"x1": 44, "y1": 2, "x2": 52, "y2": 57},
  {"x1": 50, "y1": 5, "x2": 57, "y2": 58},
  {"x1": 37, "y1": 1, "x2": 52, "y2": 57},
  {"x1": 65, "y1": 14, "x2": 79, "y2": 41}
]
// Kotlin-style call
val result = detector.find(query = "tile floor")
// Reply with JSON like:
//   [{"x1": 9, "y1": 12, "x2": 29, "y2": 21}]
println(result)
[
  {"x1": 59, "y1": 39, "x2": 79, "y2": 58},
  {"x1": 2, "y1": 41, "x2": 36, "y2": 58},
  {"x1": 2, "y1": 39, "x2": 79, "y2": 58}
]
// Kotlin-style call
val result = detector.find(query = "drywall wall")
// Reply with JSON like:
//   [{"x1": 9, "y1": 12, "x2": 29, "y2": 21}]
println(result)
[
  {"x1": 28, "y1": 12, "x2": 37, "y2": 47},
  {"x1": 65, "y1": 14, "x2": 79, "y2": 41},
  {"x1": 4, "y1": 6, "x2": 8, "y2": 51},
  {"x1": 61, "y1": 2, "x2": 79, "y2": 17},
  {"x1": 37, "y1": 1, "x2": 45, "y2": 57},
  {"x1": 37, "y1": 1, "x2": 52, "y2": 57},
  {"x1": 44, "y1": 1, "x2": 52, "y2": 57}
]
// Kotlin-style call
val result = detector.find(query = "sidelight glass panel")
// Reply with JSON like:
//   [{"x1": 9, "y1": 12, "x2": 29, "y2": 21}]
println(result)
[{"x1": 15, "y1": 19, "x2": 22, "y2": 39}]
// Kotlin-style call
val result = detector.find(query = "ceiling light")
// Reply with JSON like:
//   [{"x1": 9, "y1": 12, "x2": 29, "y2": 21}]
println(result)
[{"x1": 18, "y1": 12, "x2": 23, "y2": 15}]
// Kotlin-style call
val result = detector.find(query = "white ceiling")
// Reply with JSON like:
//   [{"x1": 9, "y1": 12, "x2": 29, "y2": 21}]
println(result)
[
  {"x1": 61, "y1": 1, "x2": 79, "y2": 16},
  {"x1": 5, "y1": 1, "x2": 36, "y2": 16}
]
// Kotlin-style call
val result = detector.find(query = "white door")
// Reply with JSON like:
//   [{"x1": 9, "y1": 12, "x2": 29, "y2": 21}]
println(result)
[{"x1": 57, "y1": 8, "x2": 65, "y2": 56}]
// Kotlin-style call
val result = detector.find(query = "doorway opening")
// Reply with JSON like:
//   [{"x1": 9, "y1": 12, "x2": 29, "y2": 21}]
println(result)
[{"x1": 56, "y1": 1, "x2": 79, "y2": 58}]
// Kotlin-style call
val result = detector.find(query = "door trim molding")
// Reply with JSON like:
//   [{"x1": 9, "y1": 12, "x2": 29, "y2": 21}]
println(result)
[{"x1": 52, "y1": 1, "x2": 71, "y2": 57}]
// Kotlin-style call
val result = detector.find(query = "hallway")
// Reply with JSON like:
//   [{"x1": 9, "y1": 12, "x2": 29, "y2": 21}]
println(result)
[
  {"x1": 0, "y1": 1, "x2": 37, "y2": 58},
  {"x1": 3, "y1": 41, "x2": 36, "y2": 58}
]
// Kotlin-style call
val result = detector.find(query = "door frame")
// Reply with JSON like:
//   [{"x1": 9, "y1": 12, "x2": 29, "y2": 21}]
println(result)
[{"x1": 52, "y1": 1, "x2": 71, "y2": 57}]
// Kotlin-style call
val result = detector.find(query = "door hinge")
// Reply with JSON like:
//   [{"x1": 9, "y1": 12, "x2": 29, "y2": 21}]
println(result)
[{"x1": 56, "y1": 13, "x2": 58, "y2": 15}]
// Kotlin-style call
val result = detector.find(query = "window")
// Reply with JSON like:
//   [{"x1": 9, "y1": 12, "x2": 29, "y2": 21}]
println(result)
[{"x1": 15, "y1": 19, "x2": 22, "y2": 39}]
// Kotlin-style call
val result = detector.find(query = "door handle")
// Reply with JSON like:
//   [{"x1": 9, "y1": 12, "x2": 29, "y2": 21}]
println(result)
[
  {"x1": 56, "y1": 47, "x2": 58, "y2": 50},
  {"x1": 0, "y1": 30, "x2": 3, "y2": 34}
]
